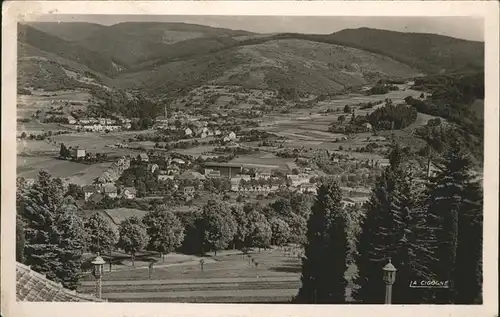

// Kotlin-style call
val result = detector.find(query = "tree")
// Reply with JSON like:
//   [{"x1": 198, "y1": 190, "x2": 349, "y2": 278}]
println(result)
[
  {"x1": 18, "y1": 171, "x2": 86, "y2": 289},
  {"x1": 270, "y1": 217, "x2": 291, "y2": 247},
  {"x1": 355, "y1": 143, "x2": 435, "y2": 304},
  {"x1": 454, "y1": 182, "x2": 483, "y2": 304},
  {"x1": 295, "y1": 179, "x2": 348, "y2": 304},
  {"x1": 117, "y1": 216, "x2": 149, "y2": 266},
  {"x1": 84, "y1": 213, "x2": 118, "y2": 255},
  {"x1": 337, "y1": 115, "x2": 346, "y2": 124},
  {"x1": 426, "y1": 140, "x2": 483, "y2": 303},
  {"x1": 65, "y1": 183, "x2": 85, "y2": 200},
  {"x1": 20, "y1": 131, "x2": 27, "y2": 139},
  {"x1": 142, "y1": 206, "x2": 185, "y2": 261},
  {"x1": 244, "y1": 204, "x2": 271, "y2": 251},
  {"x1": 231, "y1": 204, "x2": 249, "y2": 249},
  {"x1": 198, "y1": 200, "x2": 236, "y2": 255},
  {"x1": 343, "y1": 105, "x2": 351, "y2": 114},
  {"x1": 59, "y1": 143, "x2": 70, "y2": 158},
  {"x1": 16, "y1": 215, "x2": 25, "y2": 262},
  {"x1": 250, "y1": 220, "x2": 272, "y2": 251}
]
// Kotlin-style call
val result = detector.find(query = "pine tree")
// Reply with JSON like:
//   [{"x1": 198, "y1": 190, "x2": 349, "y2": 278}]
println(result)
[
  {"x1": 454, "y1": 181, "x2": 483, "y2": 304},
  {"x1": 427, "y1": 139, "x2": 483, "y2": 303},
  {"x1": 295, "y1": 179, "x2": 348, "y2": 304},
  {"x1": 18, "y1": 171, "x2": 86, "y2": 289},
  {"x1": 59, "y1": 143, "x2": 70, "y2": 158},
  {"x1": 355, "y1": 142, "x2": 435, "y2": 304},
  {"x1": 355, "y1": 157, "x2": 401, "y2": 303}
]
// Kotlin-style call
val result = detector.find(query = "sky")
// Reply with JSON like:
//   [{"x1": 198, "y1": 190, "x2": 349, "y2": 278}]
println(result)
[{"x1": 33, "y1": 15, "x2": 484, "y2": 41}]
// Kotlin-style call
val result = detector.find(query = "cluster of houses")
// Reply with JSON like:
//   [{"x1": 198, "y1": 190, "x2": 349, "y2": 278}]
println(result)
[
  {"x1": 67, "y1": 116, "x2": 132, "y2": 132},
  {"x1": 226, "y1": 171, "x2": 318, "y2": 195},
  {"x1": 154, "y1": 112, "x2": 238, "y2": 141},
  {"x1": 83, "y1": 156, "x2": 134, "y2": 202},
  {"x1": 83, "y1": 183, "x2": 137, "y2": 202}
]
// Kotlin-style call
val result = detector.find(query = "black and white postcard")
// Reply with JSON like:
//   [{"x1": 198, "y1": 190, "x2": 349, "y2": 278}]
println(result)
[{"x1": 2, "y1": 1, "x2": 498, "y2": 317}]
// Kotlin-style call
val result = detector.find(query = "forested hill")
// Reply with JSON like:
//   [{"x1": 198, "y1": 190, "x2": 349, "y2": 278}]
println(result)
[{"x1": 18, "y1": 22, "x2": 484, "y2": 97}]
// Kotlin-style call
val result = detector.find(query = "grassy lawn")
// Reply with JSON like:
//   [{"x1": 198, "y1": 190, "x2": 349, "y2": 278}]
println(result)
[{"x1": 78, "y1": 247, "x2": 358, "y2": 303}]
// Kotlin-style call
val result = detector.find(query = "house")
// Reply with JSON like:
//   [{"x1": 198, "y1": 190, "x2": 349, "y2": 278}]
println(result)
[
  {"x1": 255, "y1": 172, "x2": 271, "y2": 179},
  {"x1": 82, "y1": 124, "x2": 103, "y2": 132},
  {"x1": 228, "y1": 131, "x2": 237, "y2": 140},
  {"x1": 185, "y1": 128, "x2": 193, "y2": 136},
  {"x1": 122, "y1": 187, "x2": 137, "y2": 199},
  {"x1": 214, "y1": 130, "x2": 222, "y2": 136},
  {"x1": 362, "y1": 123, "x2": 373, "y2": 131},
  {"x1": 83, "y1": 185, "x2": 98, "y2": 201},
  {"x1": 223, "y1": 136, "x2": 231, "y2": 142},
  {"x1": 138, "y1": 153, "x2": 149, "y2": 162},
  {"x1": 88, "y1": 193, "x2": 104, "y2": 204},
  {"x1": 179, "y1": 171, "x2": 206, "y2": 181},
  {"x1": 117, "y1": 156, "x2": 131, "y2": 170},
  {"x1": 183, "y1": 186, "x2": 196, "y2": 200},
  {"x1": 103, "y1": 184, "x2": 118, "y2": 198},
  {"x1": 297, "y1": 183, "x2": 317, "y2": 194},
  {"x1": 148, "y1": 163, "x2": 159, "y2": 174},
  {"x1": 71, "y1": 148, "x2": 86, "y2": 159},
  {"x1": 104, "y1": 125, "x2": 121, "y2": 132},
  {"x1": 287, "y1": 174, "x2": 311, "y2": 187},
  {"x1": 67, "y1": 116, "x2": 77, "y2": 125},
  {"x1": 171, "y1": 158, "x2": 186, "y2": 165},
  {"x1": 204, "y1": 168, "x2": 221, "y2": 178},
  {"x1": 367, "y1": 136, "x2": 387, "y2": 142},
  {"x1": 166, "y1": 165, "x2": 180, "y2": 175},
  {"x1": 155, "y1": 116, "x2": 169, "y2": 124}
]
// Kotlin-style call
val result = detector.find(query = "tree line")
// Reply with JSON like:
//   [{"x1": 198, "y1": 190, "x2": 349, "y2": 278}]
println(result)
[{"x1": 293, "y1": 137, "x2": 482, "y2": 304}]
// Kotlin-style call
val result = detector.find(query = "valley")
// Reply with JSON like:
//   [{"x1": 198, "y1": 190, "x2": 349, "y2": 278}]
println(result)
[{"x1": 15, "y1": 20, "x2": 485, "y2": 304}]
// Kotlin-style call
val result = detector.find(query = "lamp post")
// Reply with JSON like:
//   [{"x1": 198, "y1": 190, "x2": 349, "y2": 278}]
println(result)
[
  {"x1": 382, "y1": 258, "x2": 397, "y2": 304},
  {"x1": 91, "y1": 253, "x2": 106, "y2": 299}
]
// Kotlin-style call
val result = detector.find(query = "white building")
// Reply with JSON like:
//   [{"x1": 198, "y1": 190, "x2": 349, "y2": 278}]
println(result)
[
  {"x1": 185, "y1": 128, "x2": 193, "y2": 136},
  {"x1": 122, "y1": 187, "x2": 137, "y2": 199},
  {"x1": 228, "y1": 131, "x2": 237, "y2": 140},
  {"x1": 71, "y1": 148, "x2": 86, "y2": 159}
]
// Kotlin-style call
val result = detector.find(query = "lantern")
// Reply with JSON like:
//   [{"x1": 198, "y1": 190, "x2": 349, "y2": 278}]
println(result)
[
  {"x1": 382, "y1": 259, "x2": 397, "y2": 285},
  {"x1": 91, "y1": 254, "x2": 106, "y2": 278},
  {"x1": 91, "y1": 253, "x2": 106, "y2": 299},
  {"x1": 382, "y1": 258, "x2": 397, "y2": 304}
]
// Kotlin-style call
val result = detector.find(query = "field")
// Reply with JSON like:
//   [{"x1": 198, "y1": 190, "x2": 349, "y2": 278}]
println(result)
[
  {"x1": 17, "y1": 155, "x2": 113, "y2": 184},
  {"x1": 78, "y1": 247, "x2": 358, "y2": 303}
]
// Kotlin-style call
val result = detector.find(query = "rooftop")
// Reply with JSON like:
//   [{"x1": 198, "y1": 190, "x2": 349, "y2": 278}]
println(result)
[{"x1": 16, "y1": 262, "x2": 104, "y2": 302}]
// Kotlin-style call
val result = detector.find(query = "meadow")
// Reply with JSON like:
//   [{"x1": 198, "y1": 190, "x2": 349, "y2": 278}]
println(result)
[{"x1": 78, "y1": 246, "x2": 358, "y2": 303}]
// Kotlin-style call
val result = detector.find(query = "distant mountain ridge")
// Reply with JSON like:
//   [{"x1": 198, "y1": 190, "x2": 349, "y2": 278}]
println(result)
[{"x1": 17, "y1": 22, "x2": 484, "y2": 96}]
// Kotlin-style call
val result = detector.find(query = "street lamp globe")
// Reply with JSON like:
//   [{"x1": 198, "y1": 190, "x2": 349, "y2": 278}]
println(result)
[
  {"x1": 382, "y1": 258, "x2": 397, "y2": 285},
  {"x1": 91, "y1": 253, "x2": 106, "y2": 279}
]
